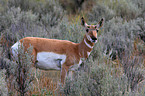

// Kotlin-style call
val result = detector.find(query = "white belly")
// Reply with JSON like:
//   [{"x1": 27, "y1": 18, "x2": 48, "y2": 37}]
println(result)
[{"x1": 36, "y1": 52, "x2": 66, "y2": 70}]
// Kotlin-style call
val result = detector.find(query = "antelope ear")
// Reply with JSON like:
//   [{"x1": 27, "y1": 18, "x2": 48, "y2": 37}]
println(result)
[
  {"x1": 81, "y1": 17, "x2": 88, "y2": 27},
  {"x1": 98, "y1": 18, "x2": 104, "y2": 28}
]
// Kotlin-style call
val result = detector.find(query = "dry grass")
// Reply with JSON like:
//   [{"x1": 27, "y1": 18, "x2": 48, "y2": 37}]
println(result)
[
  {"x1": 5, "y1": 68, "x2": 60, "y2": 96},
  {"x1": 30, "y1": 69, "x2": 60, "y2": 95}
]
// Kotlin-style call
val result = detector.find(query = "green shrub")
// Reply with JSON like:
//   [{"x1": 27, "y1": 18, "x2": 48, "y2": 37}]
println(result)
[
  {"x1": 62, "y1": 55, "x2": 145, "y2": 96},
  {"x1": 8, "y1": 0, "x2": 64, "y2": 27},
  {"x1": 12, "y1": 45, "x2": 34, "y2": 96},
  {"x1": 56, "y1": 17, "x2": 84, "y2": 42},
  {"x1": 132, "y1": 18, "x2": 145, "y2": 42},
  {"x1": 0, "y1": 57, "x2": 15, "y2": 78},
  {"x1": 131, "y1": 0, "x2": 145, "y2": 18},
  {"x1": 87, "y1": 2, "x2": 115, "y2": 22},
  {"x1": 0, "y1": 70, "x2": 8, "y2": 96},
  {"x1": 100, "y1": 17, "x2": 142, "y2": 60},
  {"x1": 45, "y1": 16, "x2": 84, "y2": 42},
  {"x1": 121, "y1": 53, "x2": 145, "y2": 91},
  {"x1": 101, "y1": 0, "x2": 141, "y2": 20},
  {"x1": 59, "y1": 0, "x2": 90, "y2": 14},
  {"x1": 0, "y1": 7, "x2": 42, "y2": 59},
  {"x1": 61, "y1": 59, "x2": 129, "y2": 96},
  {"x1": 113, "y1": 0, "x2": 141, "y2": 19},
  {"x1": 0, "y1": 0, "x2": 7, "y2": 13},
  {"x1": 0, "y1": 7, "x2": 47, "y2": 38},
  {"x1": 0, "y1": 45, "x2": 35, "y2": 95},
  {"x1": 0, "y1": 0, "x2": 65, "y2": 45},
  {"x1": 90, "y1": 0, "x2": 143, "y2": 20}
]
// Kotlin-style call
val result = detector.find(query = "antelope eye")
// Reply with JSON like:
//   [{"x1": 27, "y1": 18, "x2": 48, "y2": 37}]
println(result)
[
  {"x1": 87, "y1": 26, "x2": 90, "y2": 28},
  {"x1": 94, "y1": 26, "x2": 97, "y2": 28},
  {"x1": 86, "y1": 29, "x2": 89, "y2": 32},
  {"x1": 96, "y1": 29, "x2": 99, "y2": 33}
]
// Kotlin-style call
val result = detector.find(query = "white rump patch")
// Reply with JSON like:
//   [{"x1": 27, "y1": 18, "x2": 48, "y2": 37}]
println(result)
[
  {"x1": 36, "y1": 52, "x2": 66, "y2": 70},
  {"x1": 11, "y1": 41, "x2": 21, "y2": 61}
]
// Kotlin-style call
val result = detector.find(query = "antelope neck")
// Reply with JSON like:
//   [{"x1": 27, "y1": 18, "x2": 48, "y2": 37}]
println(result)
[
  {"x1": 78, "y1": 35, "x2": 94, "y2": 58},
  {"x1": 84, "y1": 39, "x2": 93, "y2": 49},
  {"x1": 84, "y1": 35, "x2": 94, "y2": 48}
]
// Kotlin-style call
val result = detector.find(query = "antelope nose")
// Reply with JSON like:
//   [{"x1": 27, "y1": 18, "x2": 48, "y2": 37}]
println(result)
[{"x1": 92, "y1": 37, "x2": 97, "y2": 40}]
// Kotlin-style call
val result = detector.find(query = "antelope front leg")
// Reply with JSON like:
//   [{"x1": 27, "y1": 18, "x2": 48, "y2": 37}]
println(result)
[
  {"x1": 68, "y1": 70, "x2": 74, "y2": 80},
  {"x1": 60, "y1": 64, "x2": 69, "y2": 85}
]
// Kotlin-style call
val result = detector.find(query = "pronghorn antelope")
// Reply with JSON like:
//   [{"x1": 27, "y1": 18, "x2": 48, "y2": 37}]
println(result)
[{"x1": 11, "y1": 17, "x2": 104, "y2": 84}]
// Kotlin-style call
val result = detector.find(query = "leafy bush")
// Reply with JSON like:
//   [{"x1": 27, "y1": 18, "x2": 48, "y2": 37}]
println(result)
[
  {"x1": 0, "y1": 70, "x2": 8, "y2": 96},
  {"x1": 59, "y1": 0, "x2": 90, "y2": 14},
  {"x1": 0, "y1": 44, "x2": 35, "y2": 96},
  {"x1": 0, "y1": 0, "x2": 65, "y2": 44},
  {"x1": 12, "y1": 45, "x2": 34, "y2": 96},
  {"x1": 121, "y1": 53, "x2": 145, "y2": 91},
  {"x1": 8, "y1": 0, "x2": 64, "y2": 27},
  {"x1": 112, "y1": 0, "x2": 141, "y2": 19},
  {"x1": 132, "y1": 18, "x2": 145, "y2": 42},
  {"x1": 62, "y1": 54, "x2": 145, "y2": 96},
  {"x1": 0, "y1": 57, "x2": 15, "y2": 77},
  {"x1": 100, "y1": 17, "x2": 142, "y2": 60},
  {"x1": 56, "y1": 17, "x2": 84, "y2": 42},
  {"x1": 0, "y1": 45, "x2": 35, "y2": 96},
  {"x1": 87, "y1": 2, "x2": 115, "y2": 22},
  {"x1": 0, "y1": 7, "x2": 39, "y2": 37},
  {"x1": 88, "y1": 0, "x2": 143, "y2": 21},
  {"x1": 131, "y1": 0, "x2": 145, "y2": 18},
  {"x1": 102, "y1": 0, "x2": 141, "y2": 20},
  {"x1": 61, "y1": 59, "x2": 128, "y2": 96},
  {"x1": 0, "y1": 7, "x2": 45, "y2": 59}
]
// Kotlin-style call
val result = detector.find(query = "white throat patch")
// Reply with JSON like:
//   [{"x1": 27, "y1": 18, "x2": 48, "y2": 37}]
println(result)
[{"x1": 84, "y1": 39, "x2": 93, "y2": 49}]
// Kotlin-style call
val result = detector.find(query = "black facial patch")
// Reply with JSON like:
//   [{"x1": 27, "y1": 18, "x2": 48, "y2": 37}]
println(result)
[
  {"x1": 101, "y1": 18, "x2": 104, "y2": 21},
  {"x1": 81, "y1": 17, "x2": 85, "y2": 26},
  {"x1": 91, "y1": 36, "x2": 97, "y2": 42},
  {"x1": 99, "y1": 18, "x2": 104, "y2": 27},
  {"x1": 99, "y1": 22, "x2": 102, "y2": 27},
  {"x1": 91, "y1": 36, "x2": 97, "y2": 40},
  {"x1": 86, "y1": 29, "x2": 89, "y2": 32}
]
